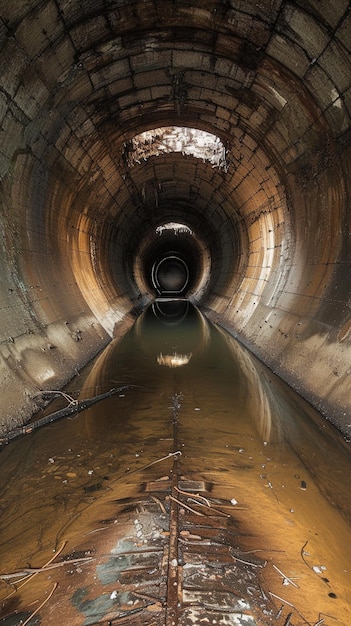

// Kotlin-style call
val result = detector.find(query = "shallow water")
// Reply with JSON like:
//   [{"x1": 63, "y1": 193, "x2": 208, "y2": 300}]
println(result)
[{"x1": 0, "y1": 301, "x2": 351, "y2": 625}]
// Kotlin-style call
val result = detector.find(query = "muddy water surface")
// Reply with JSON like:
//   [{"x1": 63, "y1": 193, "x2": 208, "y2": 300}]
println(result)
[{"x1": 0, "y1": 302, "x2": 351, "y2": 625}]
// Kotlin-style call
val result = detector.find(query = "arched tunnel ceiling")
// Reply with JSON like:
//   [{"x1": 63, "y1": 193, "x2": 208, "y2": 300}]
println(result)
[{"x1": 0, "y1": 0, "x2": 350, "y2": 434}]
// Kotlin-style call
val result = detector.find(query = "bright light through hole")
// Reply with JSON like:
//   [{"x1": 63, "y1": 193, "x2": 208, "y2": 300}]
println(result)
[
  {"x1": 124, "y1": 126, "x2": 227, "y2": 169},
  {"x1": 156, "y1": 222, "x2": 193, "y2": 236}
]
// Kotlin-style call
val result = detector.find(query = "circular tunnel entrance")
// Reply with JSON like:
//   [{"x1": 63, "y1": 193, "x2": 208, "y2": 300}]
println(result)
[
  {"x1": 132, "y1": 218, "x2": 214, "y2": 303},
  {"x1": 152, "y1": 255, "x2": 189, "y2": 295}
]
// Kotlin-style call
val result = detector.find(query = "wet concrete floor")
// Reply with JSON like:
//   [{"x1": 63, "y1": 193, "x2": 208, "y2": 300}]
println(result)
[{"x1": 0, "y1": 301, "x2": 351, "y2": 625}]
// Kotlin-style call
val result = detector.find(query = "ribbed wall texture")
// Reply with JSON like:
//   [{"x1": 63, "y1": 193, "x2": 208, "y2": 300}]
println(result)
[{"x1": 0, "y1": 0, "x2": 350, "y2": 434}]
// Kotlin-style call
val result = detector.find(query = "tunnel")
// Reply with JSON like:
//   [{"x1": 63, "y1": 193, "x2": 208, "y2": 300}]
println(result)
[
  {"x1": 0, "y1": 6, "x2": 350, "y2": 438},
  {"x1": 1, "y1": 3, "x2": 351, "y2": 624}
]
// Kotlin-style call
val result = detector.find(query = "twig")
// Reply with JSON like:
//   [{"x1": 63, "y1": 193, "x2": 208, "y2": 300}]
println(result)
[
  {"x1": 175, "y1": 485, "x2": 211, "y2": 506},
  {"x1": 260, "y1": 586, "x2": 269, "y2": 601},
  {"x1": 120, "y1": 451, "x2": 182, "y2": 479},
  {"x1": 187, "y1": 497, "x2": 230, "y2": 518},
  {"x1": 2, "y1": 541, "x2": 67, "y2": 600},
  {"x1": 300, "y1": 540, "x2": 311, "y2": 569},
  {"x1": 0, "y1": 556, "x2": 93, "y2": 581},
  {"x1": 317, "y1": 614, "x2": 349, "y2": 626},
  {"x1": 33, "y1": 390, "x2": 78, "y2": 406},
  {"x1": 211, "y1": 503, "x2": 248, "y2": 510},
  {"x1": 0, "y1": 386, "x2": 137, "y2": 447},
  {"x1": 230, "y1": 553, "x2": 264, "y2": 569},
  {"x1": 283, "y1": 613, "x2": 293, "y2": 626},
  {"x1": 22, "y1": 581, "x2": 58, "y2": 626},
  {"x1": 174, "y1": 486, "x2": 230, "y2": 516},
  {"x1": 242, "y1": 549, "x2": 283, "y2": 554},
  {"x1": 151, "y1": 495, "x2": 167, "y2": 514},
  {"x1": 138, "y1": 451, "x2": 182, "y2": 470},
  {"x1": 133, "y1": 590, "x2": 163, "y2": 603},
  {"x1": 269, "y1": 592, "x2": 294, "y2": 607},
  {"x1": 273, "y1": 564, "x2": 299, "y2": 588},
  {"x1": 168, "y1": 495, "x2": 204, "y2": 516},
  {"x1": 269, "y1": 593, "x2": 312, "y2": 626},
  {"x1": 84, "y1": 527, "x2": 109, "y2": 536},
  {"x1": 55, "y1": 512, "x2": 82, "y2": 548}
]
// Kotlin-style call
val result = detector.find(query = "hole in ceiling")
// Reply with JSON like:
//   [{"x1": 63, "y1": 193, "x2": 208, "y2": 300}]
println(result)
[
  {"x1": 156, "y1": 222, "x2": 193, "y2": 236},
  {"x1": 124, "y1": 126, "x2": 228, "y2": 169}
]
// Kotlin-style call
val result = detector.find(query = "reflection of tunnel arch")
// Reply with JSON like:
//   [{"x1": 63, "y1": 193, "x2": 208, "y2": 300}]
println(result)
[
  {"x1": 0, "y1": 2, "x2": 351, "y2": 436},
  {"x1": 134, "y1": 300, "x2": 211, "y2": 362},
  {"x1": 151, "y1": 300, "x2": 190, "y2": 325},
  {"x1": 152, "y1": 255, "x2": 189, "y2": 295}
]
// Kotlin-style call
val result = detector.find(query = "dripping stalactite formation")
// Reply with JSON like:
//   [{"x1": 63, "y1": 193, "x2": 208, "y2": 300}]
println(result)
[{"x1": 0, "y1": 2, "x2": 350, "y2": 434}]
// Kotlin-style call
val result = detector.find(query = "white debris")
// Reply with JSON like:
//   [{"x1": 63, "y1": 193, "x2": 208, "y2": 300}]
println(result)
[
  {"x1": 125, "y1": 126, "x2": 228, "y2": 170},
  {"x1": 312, "y1": 565, "x2": 326, "y2": 574}
]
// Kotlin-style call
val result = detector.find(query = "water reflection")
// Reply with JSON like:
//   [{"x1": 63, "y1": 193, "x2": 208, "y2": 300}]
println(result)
[
  {"x1": 154, "y1": 301, "x2": 210, "y2": 367},
  {"x1": 135, "y1": 299, "x2": 210, "y2": 358},
  {"x1": 1, "y1": 302, "x2": 351, "y2": 625},
  {"x1": 151, "y1": 299, "x2": 191, "y2": 323}
]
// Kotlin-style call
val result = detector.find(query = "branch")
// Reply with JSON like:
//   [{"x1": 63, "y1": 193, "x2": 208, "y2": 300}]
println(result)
[{"x1": 0, "y1": 385, "x2": 139, "y2": 447}]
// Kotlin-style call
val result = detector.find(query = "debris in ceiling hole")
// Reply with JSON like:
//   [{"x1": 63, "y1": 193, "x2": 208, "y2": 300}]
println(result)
[
  {"x1": 156, "y1": 222, "x2": 193, "y2": 236},
  {"x1": 124, "y1": 126, "x2": 228, "y2": 169}
]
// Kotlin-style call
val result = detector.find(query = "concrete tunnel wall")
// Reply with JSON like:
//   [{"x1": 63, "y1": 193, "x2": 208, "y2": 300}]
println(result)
[{"x1": 0, "y1": 0, "x2": 350, "y2": 436}]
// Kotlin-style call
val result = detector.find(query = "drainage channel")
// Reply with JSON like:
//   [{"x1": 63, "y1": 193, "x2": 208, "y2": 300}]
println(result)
[
  {"x1": 165, "y1": 394, "x2": 181, "y2": 626},
  {"x1": 0, "y1": 303, "x2": 351, "y2": 625}
]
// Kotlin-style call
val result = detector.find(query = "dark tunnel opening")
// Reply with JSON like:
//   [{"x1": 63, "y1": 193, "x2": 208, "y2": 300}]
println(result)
[
  {"x1": 152, "y1": 255, "x2": 189, "y2": 295},
  {"x1": 139, "y1": 222, "x2": 207, "y2": 298}
]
